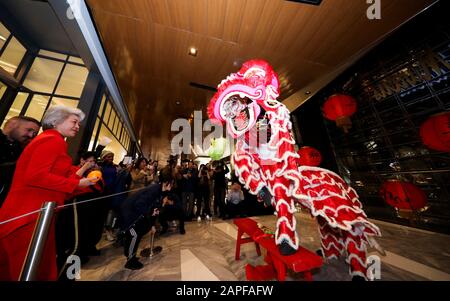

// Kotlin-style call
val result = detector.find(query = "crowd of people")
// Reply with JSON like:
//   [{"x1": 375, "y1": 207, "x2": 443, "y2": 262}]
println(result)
[{"x1": 0, "y1": 105, "x2": 272, "y2": 281}]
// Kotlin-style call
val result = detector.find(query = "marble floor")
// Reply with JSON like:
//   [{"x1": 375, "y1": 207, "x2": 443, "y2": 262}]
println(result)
[{"x1": 79, "y1": 212, "x2": 450, "y2": 281}]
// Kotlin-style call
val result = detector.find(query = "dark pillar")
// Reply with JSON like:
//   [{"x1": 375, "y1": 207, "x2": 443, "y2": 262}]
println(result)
[{"x1": 67, "y1": 71, "x2": 104, "y2": 162}]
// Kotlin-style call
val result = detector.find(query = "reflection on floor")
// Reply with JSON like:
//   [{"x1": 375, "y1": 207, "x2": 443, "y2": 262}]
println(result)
[{"x1": 80, "y1": 213, "x2": 450, "y2": 281}]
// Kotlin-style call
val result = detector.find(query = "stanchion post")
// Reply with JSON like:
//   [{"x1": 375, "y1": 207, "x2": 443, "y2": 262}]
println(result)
[
  {"x1": 149, "y1": 231, "x2": 155, "y2": 257},
  {"x1": 19, "y1": 201, "x2": 56, "y2": 281}
]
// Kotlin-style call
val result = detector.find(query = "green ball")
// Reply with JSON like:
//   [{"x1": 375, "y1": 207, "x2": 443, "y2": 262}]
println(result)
[{"x1": 208, "y1": 138, "x2": 227, "y2": 160}]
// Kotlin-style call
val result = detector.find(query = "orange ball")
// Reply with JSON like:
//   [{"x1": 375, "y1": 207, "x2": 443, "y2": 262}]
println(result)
[{"x1": 87, "y1": 170, "x2": 102, "y2": 183}]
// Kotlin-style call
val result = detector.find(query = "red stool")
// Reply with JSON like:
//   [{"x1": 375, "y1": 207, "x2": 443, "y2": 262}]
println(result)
[{"x1": 233, "y1": 218, "x2": 263, "y2": 260}]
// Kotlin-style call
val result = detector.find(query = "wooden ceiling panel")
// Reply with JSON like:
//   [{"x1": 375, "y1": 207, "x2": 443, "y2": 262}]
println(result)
[
  {"x1": 86, "y1": 0, "x2": 435, "y2": 161},
  {"x1": 234, "y1": 0, "x2": 266, "y2": 45},
  {"x1": 251, "y1": 0, "x2": 285, "y2": 49},
  {"x1": 222, "y1": 0, "x2": 248, "y2": 43},
  {"x1": 205, "y1": 0, "x2": 228, "y2": 39},
  {"x1": 166, "y1": 0, "x2": 192, "y2": 31},
  {"x1": 188, "y1": 0, "x2": 209, "y2": 36},
  {"x1": 263, "y1": 4, "x2": 301, "y2": 51},
  {"x1": 146, "y1": 0, "x2": 171, "y2": 26}
]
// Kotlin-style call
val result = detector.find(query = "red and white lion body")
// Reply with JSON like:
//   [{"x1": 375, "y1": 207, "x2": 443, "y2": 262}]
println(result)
[{"x1": 208, "y1": 59, "x2": 381, "y2": 280}]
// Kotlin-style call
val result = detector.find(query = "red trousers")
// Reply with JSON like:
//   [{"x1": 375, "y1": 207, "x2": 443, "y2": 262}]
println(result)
[{"x1": 0, "y1": 222, "x2": 57, "y2": 281}]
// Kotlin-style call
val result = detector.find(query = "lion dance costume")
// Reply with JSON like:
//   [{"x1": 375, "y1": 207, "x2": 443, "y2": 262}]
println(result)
[{"x1": 208, "y1": 59, "x2": 381, "y2": 280}]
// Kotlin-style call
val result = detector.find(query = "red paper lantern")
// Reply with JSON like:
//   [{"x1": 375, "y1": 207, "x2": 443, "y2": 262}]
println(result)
[
  {"x1": 380, "y1": 180, "x2": 427, "y2": 211},
  {"x1": 419, "y1": 111, "x2": 450, "y2": 152},
  {"x1": 322, "y1": 94, "x2": 357, "y2": 133},
  {"x1": 297, "y1": 146, "x2": 322, "y2": 166}
]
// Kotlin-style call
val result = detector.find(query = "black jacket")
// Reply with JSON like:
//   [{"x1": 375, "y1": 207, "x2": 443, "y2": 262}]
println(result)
[
  {"x1": 0, "y1": 130, "x2": 23, "y2": 207},
  {"x1": 120, "y1": 183, "x2": 163, "y2": 229}
]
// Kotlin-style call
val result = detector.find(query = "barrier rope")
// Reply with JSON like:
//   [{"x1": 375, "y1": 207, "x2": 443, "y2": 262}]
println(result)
[
  {"x1": 0, "y1": 209, "x2": 44, "y2": 226},
  {"x1": 58, "y1": 199, "x2": 80, "y2": 279},
  {"x1": 0, "y1": 186, "x2": 149, "y2": 226}
]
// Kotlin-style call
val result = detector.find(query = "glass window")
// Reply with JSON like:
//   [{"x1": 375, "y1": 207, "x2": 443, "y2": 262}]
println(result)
[
  {"x1": 0, "y1": 81, "x2": 7, "y2": 100},
  {"x1": 50, "y1": 97, "x2": 79, "y2": 109},
  {"x1": 98, "y1": 94, "x2": 106, "y2": 117},
  {"x1": 108, "y1": 108, "x2": 116, "y2": 130},
  {"x1": 118, "y1": 125, "x2": 123, "y2": 142},
  {"x1": 122, "y1": 132, "x2": 127, "y2": 148},
  {"x1": 68, "y1": 56, "x2": 84, "y2": 65},
  {"x1": 25, "y1": 94, "x2": 50, "y2": 121},
  {"x1": 0, "y1": 37, "x2": 26, "y2": 75},
  {"x1": 1, "y1": 92, "x2": 28, "y2": 128},
  {"x1": 125, "y1": 134, "x2": 130, "y2": 150},
  {"x1": 118, "y1": 121, "x2": 123, "y2": 137},
  {"x1": 111, "y1": 115, "x2": 116, "y2": 134},
  {"x1": 38, "y1": 49, "x2": 67, "y2": 61},
  {"x1": 0, "y1": 23, "x2": 10, "y2": 50},
  {"x1": 114, "y1": 117, "x2": 120, "y2": 136},
  {"x1": 124, "y1": 135, "x2": 128, "y2": 151},
  {"x1": 55, "y1": 64, "x2": 88, "y2": 97},
  {"x1": 98, "y1": 125, "x2": 127, "y2": 164},
  {"x1": 23, "y1": 57, "x2": 64, "y2": 93},
  {"x1": 104, "y1": 101, "x2": 111, "y2": 124},
  {"x1": 88, "y1": 117, "x2": 100, "y2": 151}
]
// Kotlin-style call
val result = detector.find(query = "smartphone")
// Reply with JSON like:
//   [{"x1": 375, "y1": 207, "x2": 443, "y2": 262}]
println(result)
[{"x1": 123, "y1": 156, "x2": 132, "y2": 165}]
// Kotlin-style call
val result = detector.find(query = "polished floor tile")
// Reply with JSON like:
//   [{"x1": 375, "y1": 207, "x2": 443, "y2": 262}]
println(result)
[
  {"x1": 180, "y1": 249, "x2": 220, "y2": 281},
  {"x1": 79, "y1": 212, "x2": 450, "y2": 281}
]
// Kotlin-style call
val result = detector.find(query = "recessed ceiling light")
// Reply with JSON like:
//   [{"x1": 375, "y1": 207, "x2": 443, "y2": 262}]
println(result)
[
  {"x1": 176, "y1": 101, "x2": 181, "y2": 105},
  {"x1": 188, "y1": 47, "x2": 198, "y2": 57},
  {"x1": 305, "y1": 91, "x2": 311, "y2": 95}
]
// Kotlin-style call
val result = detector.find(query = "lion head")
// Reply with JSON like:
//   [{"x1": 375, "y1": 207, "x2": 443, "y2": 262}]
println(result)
[{"x1": 208, "y1": 59, "x2": 280, "y2": 139}]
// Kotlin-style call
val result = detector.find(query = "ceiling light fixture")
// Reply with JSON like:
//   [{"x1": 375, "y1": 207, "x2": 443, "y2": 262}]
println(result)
[{"x1": 188, "y1": 47, "x2": 198, "y2": 57}]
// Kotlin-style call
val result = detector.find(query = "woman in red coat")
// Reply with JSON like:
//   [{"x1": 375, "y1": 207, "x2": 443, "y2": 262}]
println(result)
[{"x1": 0, "y1": 105, "x2": 96, "y2": 281}]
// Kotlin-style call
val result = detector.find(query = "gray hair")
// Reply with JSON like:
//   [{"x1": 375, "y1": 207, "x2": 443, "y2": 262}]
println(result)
[{"x1": 42, "y1": 105, "x2": 85, "y2": 130}]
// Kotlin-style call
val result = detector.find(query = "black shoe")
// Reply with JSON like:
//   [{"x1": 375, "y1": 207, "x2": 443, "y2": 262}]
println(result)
[
  {"x1": 278, "y1": 241, "x2": 297, "y2": 256},
  {"x1": 160, "y1": 227, "x2": 168, "y2": 235},
  {"x1": 125, "y1": 257, "x2": 144, "y2": 270},
  {"x1": 179, "y1": 228, "x2": 186, "y2": 235},
  {"x1": 352, "y1": 275, "x2": 367, "y2": 282}
]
